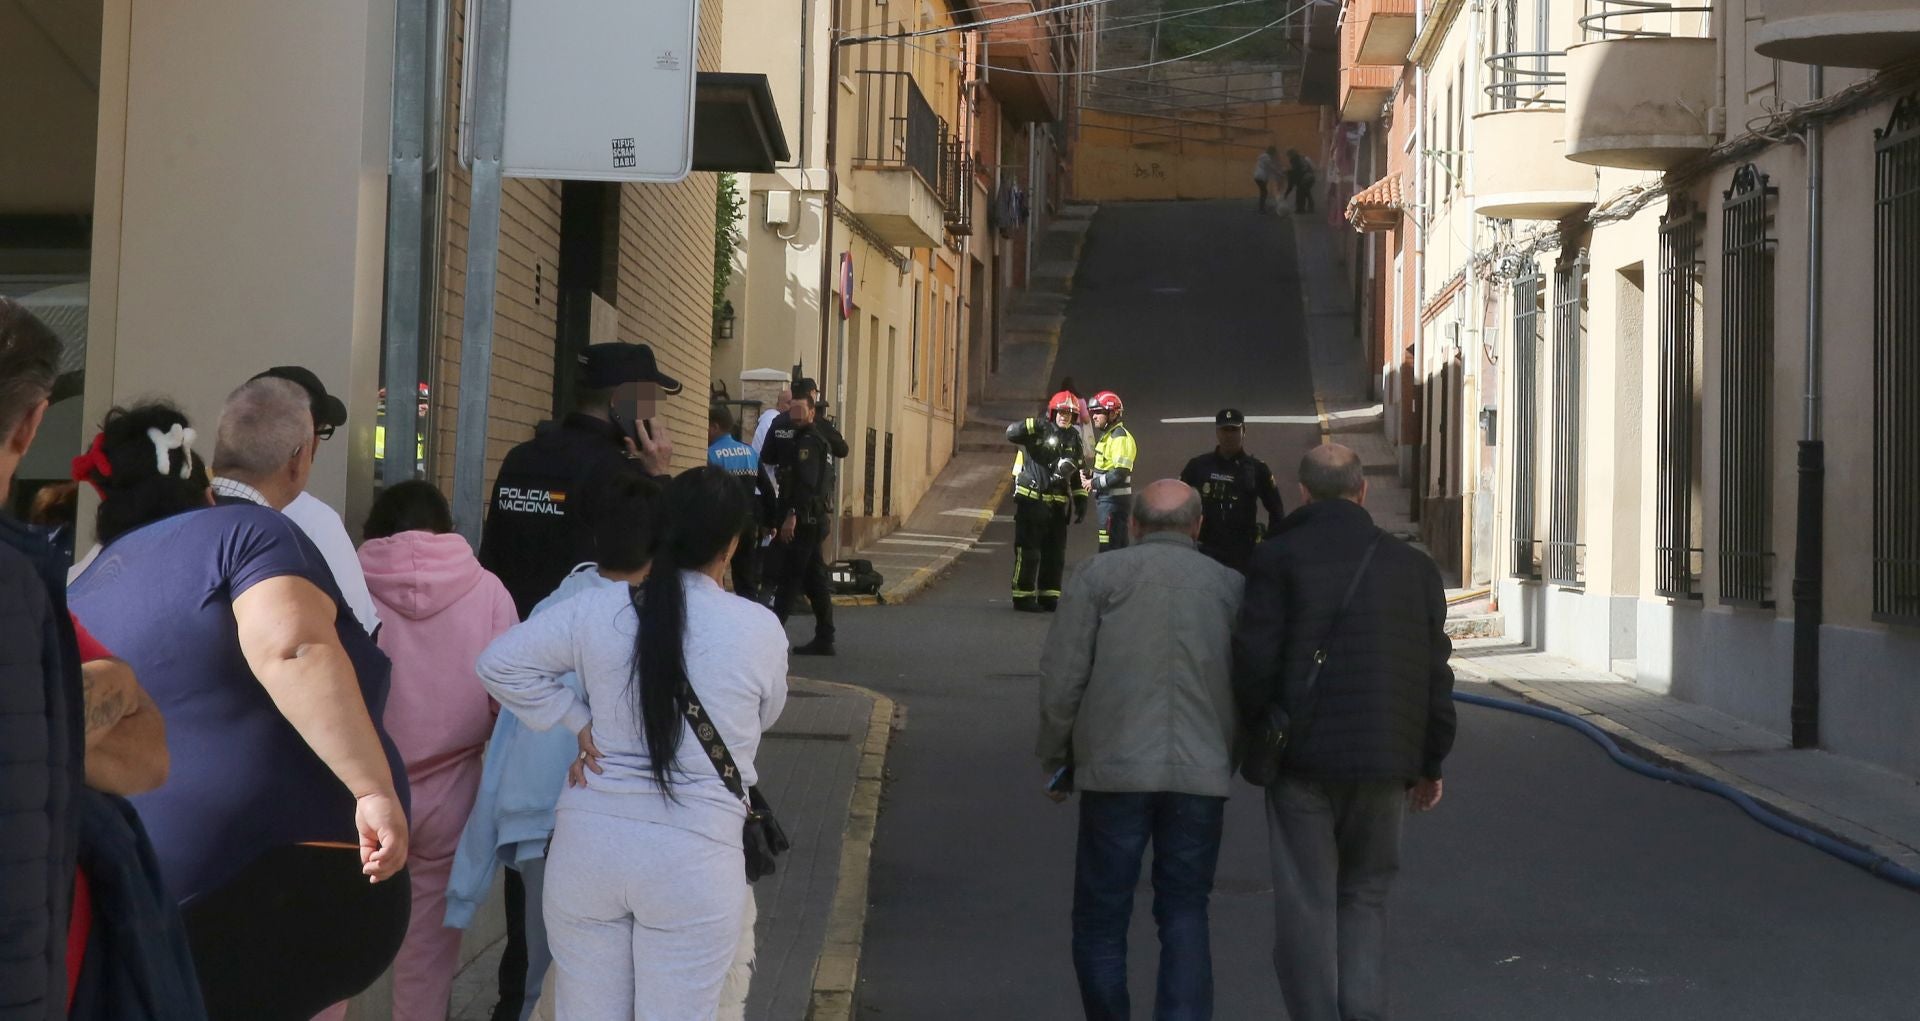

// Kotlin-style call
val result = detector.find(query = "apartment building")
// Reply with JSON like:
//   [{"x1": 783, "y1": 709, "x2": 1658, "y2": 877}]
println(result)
[
  {"x1": 717, "y1": 0, "x2": 1084, "y2": 553},
  {"x1": 4, "y1": 0, "x2": 779, "y2": 542},
  {"x1": 1342, "y1": 0, "x2": 1920, "y2": 776}
]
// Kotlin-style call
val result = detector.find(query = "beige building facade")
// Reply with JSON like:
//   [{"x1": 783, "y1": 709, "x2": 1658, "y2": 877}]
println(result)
[
  {"x1": 717, "y1": 0, "x2": 1083, "y2": 554},
  {"x1": 1353, "y1": 0, "x2": 1920, "y2": 776},
  {"x1": 5, "y1": 0, "x2": 733, "y2": 545}
]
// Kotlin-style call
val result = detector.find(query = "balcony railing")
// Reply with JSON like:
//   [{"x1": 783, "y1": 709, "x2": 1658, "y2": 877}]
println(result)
[
  {"x1": 1485, "y1": 50, "x2": 1565, "y2": 111},
  {"x1": 854, "y1": 70, "x2": 947, "y2": 195},
  {"x1": 941, "y1": 136, "x2": 973, "y2": 235},
  {"x1": 1580, "y1": 0, "x2": 1712, "y2": 40}
]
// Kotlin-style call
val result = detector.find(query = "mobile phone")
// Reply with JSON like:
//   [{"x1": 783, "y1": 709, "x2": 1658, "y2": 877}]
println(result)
[
  {"x1": 608, "y1": 381, "x2": 659, "y2": 445},
  {"x1": 1046, "y1": 765, "x2": 1075, "y2": 796}
]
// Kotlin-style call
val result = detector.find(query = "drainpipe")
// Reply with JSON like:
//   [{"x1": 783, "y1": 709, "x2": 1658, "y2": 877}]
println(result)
[
  {"x1": 817, "y1": 1, "x2": 844, "y2": 385},
  {"x1": 1791, "y1": 65, "x2": 1824, "y2": 750}
]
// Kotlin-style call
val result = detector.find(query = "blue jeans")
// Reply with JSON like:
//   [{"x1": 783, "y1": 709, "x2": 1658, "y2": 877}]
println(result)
[{"x1": 1072, "y1": 791, "x2": 1226, "y2": 1020}]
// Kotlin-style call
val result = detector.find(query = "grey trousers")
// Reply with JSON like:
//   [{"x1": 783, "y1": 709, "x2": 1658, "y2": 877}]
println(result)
[{"x1": 1265, "y1": 778, "x2": 1405, "y2": 1021}]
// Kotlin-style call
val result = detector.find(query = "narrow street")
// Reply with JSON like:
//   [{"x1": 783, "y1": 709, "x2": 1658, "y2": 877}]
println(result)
[{"x1": 788, "y1": 203, "x2": 1920, "y2": 1020}]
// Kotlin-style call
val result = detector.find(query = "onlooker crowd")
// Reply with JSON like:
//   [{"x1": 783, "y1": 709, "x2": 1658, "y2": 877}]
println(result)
[{"x1": 1040, "y1": 446, "x2": 1457, "y2": 1021}]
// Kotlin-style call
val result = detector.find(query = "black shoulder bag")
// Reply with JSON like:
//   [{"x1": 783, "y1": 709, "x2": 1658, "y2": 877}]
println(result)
[
  {"x1": 681, "y1": 683, "x2": 791, "y2": 882},
  {"x1": 1240, "y1": 532, "x2": 1384, "y2": 787}
]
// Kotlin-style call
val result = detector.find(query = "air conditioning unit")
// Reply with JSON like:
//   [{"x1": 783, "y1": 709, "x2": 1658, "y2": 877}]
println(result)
[{"x1": 765, "y1": 191, "x2": 794, "y2": 229}]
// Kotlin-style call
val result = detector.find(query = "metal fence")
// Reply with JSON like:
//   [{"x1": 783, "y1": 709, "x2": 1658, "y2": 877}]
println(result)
[
  {"x1": 854, "y1": 69, "x2": 946, "y2": 194},
  {"x1": 1484, "y1": 49, "x2": 1565, "y2": 110},
  {"x1": 1719, "y1": 163, "x2": 1777, "y2": 607},
  {"x1": 1510, "y1": 263, "x2": 1543, "y2": 579},
  {"x1": 882, "y1": 432, "x2": 895, "y2": 518},
  {"x1": 1874, "y1": 95, "x2": 1920, "y2": 625},
  {"x1": 1656, "y1": 199, "x2": 1706, "y2": 599},
  {"x1": 1580, "y1": 0, "x2": 1712, "y2": 40},
  {"x1": 1546, "y1": 255, "x2": 1587, "y2": 589}
]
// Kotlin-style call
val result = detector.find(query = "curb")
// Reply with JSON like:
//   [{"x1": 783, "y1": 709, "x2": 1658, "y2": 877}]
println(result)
[
  {"x1": 794, "y1": 677, "x2": 899, "y2": 1021},
  {"x1": 1455, "y1": 661, "x2": 1920, "y2": 871}
]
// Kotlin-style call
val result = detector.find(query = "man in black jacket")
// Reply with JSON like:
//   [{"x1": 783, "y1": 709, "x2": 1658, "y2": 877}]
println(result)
[
  {"x1": 479, "y1": 342, "x2": 678, "y2": 619},
  {"x1": 1232, "y1": 443, "x2": 1455, "y2": 1021},
  {"x1": 762, "y1": 378, "x2": 849, "y2": 655}
]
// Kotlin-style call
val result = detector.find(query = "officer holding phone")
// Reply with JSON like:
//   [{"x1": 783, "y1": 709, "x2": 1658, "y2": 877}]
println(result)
[{"x1": 479, "y1": 342, "x2": 680, "y2": 619}]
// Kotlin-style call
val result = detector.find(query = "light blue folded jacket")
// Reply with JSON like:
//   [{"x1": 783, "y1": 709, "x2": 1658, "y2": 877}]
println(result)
[{"x1": 444, "y1": 564, "x2": 613, "y2": 928}]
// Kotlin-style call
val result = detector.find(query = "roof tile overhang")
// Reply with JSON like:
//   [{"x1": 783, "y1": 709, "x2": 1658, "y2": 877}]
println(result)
[
  {"x1": 693, "y1": 72, "x2": 792, "y2": 174},
  {"x1": 1346, "y1": 172, "x2": 1403, "y2": 232}
]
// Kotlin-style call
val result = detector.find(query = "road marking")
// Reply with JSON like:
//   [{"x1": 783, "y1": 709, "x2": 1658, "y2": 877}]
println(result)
[
  {"x1": 1159, "y1": 405, "x2": 1382, "y2": 427},
  {"x1": 938, "y1": 507, "x2": 998, "y2": 521},
  {"x1": 877, "y1": 538, "x2": 975, "y2": 550}
]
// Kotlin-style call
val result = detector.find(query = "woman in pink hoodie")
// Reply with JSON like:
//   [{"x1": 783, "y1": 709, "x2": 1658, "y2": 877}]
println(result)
[{"x1": 334, "y1": 481, "x2": 517, "y2": 1021}]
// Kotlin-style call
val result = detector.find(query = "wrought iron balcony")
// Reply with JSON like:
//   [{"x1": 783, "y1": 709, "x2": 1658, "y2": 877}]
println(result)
[
  {"x1": 846, "y1": 70, "x2": 950, "y2": 248},
  {"x1": 1473, "y1": 49, "x2": 1593, "y2": 220}
]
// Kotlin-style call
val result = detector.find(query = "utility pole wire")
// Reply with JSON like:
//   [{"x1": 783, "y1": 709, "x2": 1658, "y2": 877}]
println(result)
[{"x1": 858, "y1": 3, "x2": 1309, "y2": 80}]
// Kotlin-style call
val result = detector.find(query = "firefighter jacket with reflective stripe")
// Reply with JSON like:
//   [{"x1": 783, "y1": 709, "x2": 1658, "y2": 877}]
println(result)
[
  {"x1": 1007, "y1": 417, "x2": 1088, "y2": 506},
  {"x1": 1090, "y1": 423, "x2": 1138, "y2": 496}
]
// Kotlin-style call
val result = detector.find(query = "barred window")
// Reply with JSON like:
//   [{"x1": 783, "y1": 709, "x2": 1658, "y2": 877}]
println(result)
[
  {"x1": 1546, "y1": 254, "x2": 1587, "y2": 589},
  {"x1": 1719, "y1": 164, "x2": 1776, "y2": 607},
  {"x1": 1875, "y1": 96, "x2": 1920, "y2": 624},
  {"x1": 1656, "y1": 199, "x2": 1706, "y2": 599},
  {"x1": 1510, "y1": 261, "x2": 1543, "y2": 578}
]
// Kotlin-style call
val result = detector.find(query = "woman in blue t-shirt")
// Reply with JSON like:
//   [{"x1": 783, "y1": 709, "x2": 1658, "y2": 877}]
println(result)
[{"x1": 68, "y1": 402, "x2": 412, "y2": 1021}]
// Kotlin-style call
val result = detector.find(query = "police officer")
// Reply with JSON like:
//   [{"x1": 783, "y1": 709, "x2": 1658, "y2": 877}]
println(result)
[
  {"x1": 1007, "y1": 392, "x2": 1089, "y2": 611},
  {"x1": 478, "y1": 342, "x2": 679, "y2": 617},
  {"x1": 708, "y1": 404, "x2": 776, "y2": 601},
  {"x1": 1084, "y1": 390, "x2": 1138, "y2": 552},
  {"x1": 1179, "y1": 407, "x2": 1285, "y2": 572},
  {"x1": 762, "y1": 378, "x2": 849, "y2": 656}
]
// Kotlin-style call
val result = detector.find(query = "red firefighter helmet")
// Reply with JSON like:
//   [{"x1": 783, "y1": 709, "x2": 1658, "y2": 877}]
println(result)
[
  {"x1": 1089, "y1": 390, "x2": 1123, "y2": 418},
  {"x1": 1048, "y1": 391, "x2": 1082, "y2": 422}
]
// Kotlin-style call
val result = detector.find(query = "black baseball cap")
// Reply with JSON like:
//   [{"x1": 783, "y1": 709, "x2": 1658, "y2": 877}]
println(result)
[
  {"x1": 578, "y1": 343, "x2": 683, "y2": 394},
  {"x1": 252, "y1": 366, "x2": 347, "y2": 429},
  {"x1": 792, "y1": 377, "x2": 821, "y2": 403},
  {"x1": 1215, "y1": 408, "x2": 1246, "y2": 428}
]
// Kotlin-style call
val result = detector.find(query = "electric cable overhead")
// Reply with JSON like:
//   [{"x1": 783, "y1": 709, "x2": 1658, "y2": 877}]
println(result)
[{"x1": 868, "y1": 3, "x2": 1307, "y2": 79}]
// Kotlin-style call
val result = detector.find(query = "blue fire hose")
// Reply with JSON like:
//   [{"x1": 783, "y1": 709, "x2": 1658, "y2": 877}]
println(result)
[{"x1": 1453, "y1": 689, "x2": 1920, "y2": 894}]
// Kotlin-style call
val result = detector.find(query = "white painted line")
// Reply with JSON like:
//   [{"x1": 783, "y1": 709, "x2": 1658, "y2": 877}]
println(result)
[
  {"x1": 877, "y1": 538, "x2": 975, "y2": 550},
  {"x1": 894, "y1": 531, "x2": 974, "y2": 541},
  {"x1": 938, "y1": 508, "x2": 997, "y2": 520},
  {"x1": 1158, "y1": 405, "x2": 1384, "y2": 426}
]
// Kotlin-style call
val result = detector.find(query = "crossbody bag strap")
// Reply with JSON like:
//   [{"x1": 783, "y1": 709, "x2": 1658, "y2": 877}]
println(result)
[
  {"x1": 681, "y1": 682, "x2": 752, "y2": 808},
  {"x1": 1297, "y1": 531, "x2": 1386, "y2": 708}
]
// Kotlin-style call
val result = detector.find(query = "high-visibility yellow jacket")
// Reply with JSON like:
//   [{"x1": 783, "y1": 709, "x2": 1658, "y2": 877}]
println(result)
[{"x1": 1090, "y1": 423, "x2": 1138, "y2": 496}]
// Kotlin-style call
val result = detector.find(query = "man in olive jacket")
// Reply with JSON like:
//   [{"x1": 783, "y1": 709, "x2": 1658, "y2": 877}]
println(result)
[
  {"x1": 1037, "y1": 479, "x2": 1245, "y2": 1020},
  {"x1": 1233, "y1": 443, "x2": 1456, "y2": 1021}
]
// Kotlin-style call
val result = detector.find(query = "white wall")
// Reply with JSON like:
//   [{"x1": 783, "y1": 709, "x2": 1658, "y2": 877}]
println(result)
[{"x1": 85, "y1": 0, "x2": 395, "y2": 525}]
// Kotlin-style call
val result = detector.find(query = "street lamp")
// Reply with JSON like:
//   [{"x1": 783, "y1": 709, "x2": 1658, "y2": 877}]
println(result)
[{"x1": 714, "y1": 300, "x2": 736, "y2": 341}]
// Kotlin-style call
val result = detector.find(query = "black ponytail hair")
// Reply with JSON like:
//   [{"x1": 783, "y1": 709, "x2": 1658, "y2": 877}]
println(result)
[
  {"x1": 632, "y1": 465, "x2": 751, "y2": 797},
  {"x1": 88, "y1": 402, "x2": 212, "y2": 545}
]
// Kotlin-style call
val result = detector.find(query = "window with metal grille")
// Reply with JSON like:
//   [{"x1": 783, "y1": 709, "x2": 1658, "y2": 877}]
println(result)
[
  {"x1": 1546, "y1": 254, "x2": 1587, "y2": 588},
  {"x1": 1656, "y1": 199, "x2": 1706, "y2": 598},
  {"x1": 1719, "y1": 164, "x2": 1776, "y2": 607},
  {"x1": 1874, "y1": 96, "x2": 1920, "y2": 625},
  {"x1": 1510, "y1": 262, "x2": 1543, "y2": 578}
]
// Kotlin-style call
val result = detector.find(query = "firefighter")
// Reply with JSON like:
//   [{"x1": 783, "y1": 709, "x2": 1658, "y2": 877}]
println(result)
[
  {"x1": 1007, "y1": 392, "x2": 1088, "y2": 611},
  {"x1": 1084, "y1": 390, "x2": 1139, "y2": 552},
  {"x1": 1179, "y1": 407, "x2": 1286, "y2": 573}
]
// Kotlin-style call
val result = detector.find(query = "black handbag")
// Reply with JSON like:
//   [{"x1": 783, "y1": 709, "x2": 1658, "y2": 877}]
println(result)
[
  {"x1": 681, "y1": 681, "x2": 791, "y2": 882},
  {"x1": 1241, "y1": 533, "x2": 1384, "y2": 786}
]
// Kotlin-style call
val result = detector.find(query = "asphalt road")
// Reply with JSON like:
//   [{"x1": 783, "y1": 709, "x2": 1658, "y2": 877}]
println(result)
[{"x1": 786, "y1": 202, "x2": 1920, "y2": 1020}]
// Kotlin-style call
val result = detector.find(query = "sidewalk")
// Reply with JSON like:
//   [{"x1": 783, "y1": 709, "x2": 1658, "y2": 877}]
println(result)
[
  {"x1": 399, "y1": 677, "x2": 894, "y2": 1021},
  {"x1": 831, "y1": 203, "x2": 1097, "y2": 607},
  {"x1": 1454, "y1": 639, "x2": 1920, "y2": 874}
]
